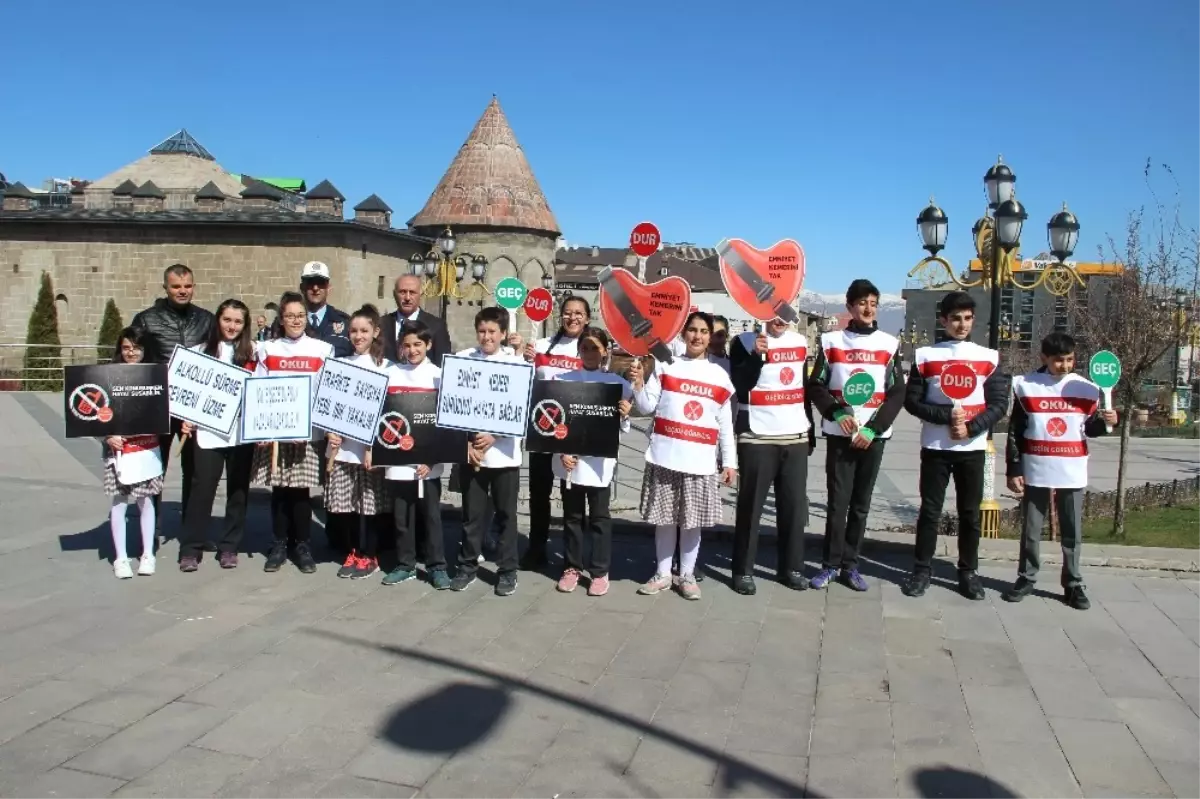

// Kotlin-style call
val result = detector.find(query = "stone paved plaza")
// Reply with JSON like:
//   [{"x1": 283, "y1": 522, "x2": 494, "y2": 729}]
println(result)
[{"x1": 0, "y1": 392, "x2": 1197, "y2": 798}]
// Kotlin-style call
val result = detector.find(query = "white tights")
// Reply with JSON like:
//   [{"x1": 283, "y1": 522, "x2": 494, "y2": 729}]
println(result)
[
  {"x1": 656, "y1": 525, "x2": 701, "y2": 577},
  {"x1": 111, "y1": 495, "x2": 155, "y2": 561}
]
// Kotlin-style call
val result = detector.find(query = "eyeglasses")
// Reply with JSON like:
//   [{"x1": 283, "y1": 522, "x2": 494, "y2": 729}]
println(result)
[
  {"x1": 562, "y1": 311, "x2": 589, "y2": 319},
  {"x1": 282, "y1": 313, "x2": 308, "y2": 322}
]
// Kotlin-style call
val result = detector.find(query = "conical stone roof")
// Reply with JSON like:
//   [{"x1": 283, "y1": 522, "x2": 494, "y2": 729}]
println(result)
[{"x1": 410, "y1": 97, "x2": 559, "y2": 235}]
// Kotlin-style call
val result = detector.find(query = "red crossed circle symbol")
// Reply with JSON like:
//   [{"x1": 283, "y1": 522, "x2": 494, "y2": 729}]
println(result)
[
  {"x1": 779, "y1": 367, "x2": 795, "y2": 385},
  {"x1": 1046, "y1": 417, "x2": 1068, "y2": 438},
  {"x1": 683, "y1": 400, "x2": 704, "y2": 421}
]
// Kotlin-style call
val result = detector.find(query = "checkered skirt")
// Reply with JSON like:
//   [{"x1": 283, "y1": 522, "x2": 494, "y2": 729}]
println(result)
[
  {"x1": 251, "y1": 441, "x2": 322, "y2": 489},
  {"x1": 639, "y1": 462, "x2": 722, "y2": 528},
  {"x1": 325, "y1": 461, "x2": 390, "y2": 515},
  {"x1": 102, "y1": 460, "x2": 163, "y2": 500}
]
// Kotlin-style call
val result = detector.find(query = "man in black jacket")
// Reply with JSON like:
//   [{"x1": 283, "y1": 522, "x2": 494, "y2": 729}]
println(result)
[
  {"x1": 131, "y1": 263, "x2": 214, "y2": 530},
  {"x1": 900, "y1": 292, "x2": 1011, "y2": 600},
  {"x1": 298, "y1": 261, "x2": 352, "y2": 357},
  {"x1": 380, "y1": 274, "x2": 453, "y2": 366}
]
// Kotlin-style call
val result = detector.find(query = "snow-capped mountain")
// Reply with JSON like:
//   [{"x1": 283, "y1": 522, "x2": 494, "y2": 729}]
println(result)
[{"x1": 798, "y1": 290, "x2": 907, "y2": 334}]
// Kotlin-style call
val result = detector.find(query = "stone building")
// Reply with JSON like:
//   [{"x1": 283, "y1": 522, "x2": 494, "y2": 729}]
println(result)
[{"x1": 0, "y1": 98, "x2": 560, "y2": 360}]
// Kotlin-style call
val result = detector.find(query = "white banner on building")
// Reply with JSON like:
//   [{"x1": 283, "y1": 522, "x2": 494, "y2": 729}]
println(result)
[
  {"x1": 311, "y1": 358, "x2": 389, "y2": 445},
  {"x1": 240, "y1": 375, "x2": 313, "y2": 442},
  {"x1": 166, "y1": 345, "x2": 249, "y2": 437},
  {"x1": 436, "y1": 355, "x2": 535, "y2": 439}
]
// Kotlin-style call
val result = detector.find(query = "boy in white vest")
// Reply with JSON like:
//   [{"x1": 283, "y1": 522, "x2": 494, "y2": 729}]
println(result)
[
  {"x1": 1003, "y1": 332, "x2": 1116, "y2": 610},
  {"x1": 807, "y1": 279, "x2": 906, "y2": 592},
  {"x1": 901, "y1": 291, "x2": 1011, "y2": 600}
]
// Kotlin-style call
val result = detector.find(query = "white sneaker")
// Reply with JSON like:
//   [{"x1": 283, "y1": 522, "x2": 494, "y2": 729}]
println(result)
[
  {"x1": 137, "y1": 555, "x2": 156, "y2": 576},
  {"x1": 113, "y1": 558, "x2": 134, "y2": 579}
]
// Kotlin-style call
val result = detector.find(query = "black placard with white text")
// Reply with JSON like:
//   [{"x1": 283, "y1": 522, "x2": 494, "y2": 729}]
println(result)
[
  {"x1": 372, "y1": 391, "x2": 470, "y2": 466},
  {"x1": 63, "y1": 364, "x2": 170, "y2": 438},
  {"x1": 524, "y1": 381, "x2": 622, "y2": 458}
]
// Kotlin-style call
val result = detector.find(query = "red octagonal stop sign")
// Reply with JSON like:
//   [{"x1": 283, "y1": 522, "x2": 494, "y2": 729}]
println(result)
[{"x1": 939, "y1": 362, "x2": 978, "y2": 401}]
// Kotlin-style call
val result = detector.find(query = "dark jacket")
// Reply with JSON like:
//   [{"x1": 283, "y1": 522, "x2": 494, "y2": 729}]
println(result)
[
  {"x1": 380, "y1": 309, "x2": 453, "y2": 368},
  {"x1": 1005, "y1": 371, "x2": 1110, "y2": 478},
  {"x1": 305, "y1": 304, "x2": 353, "y2": 358},
  {"x1": 130, "y1": 298, "x2": 214, "y2": 364},
  {"x1": 904, "y1": 351, "x2": 1012, "y2": 440},
  {"x1": 806, "y1": 320, "x2": 907, "y2": 437},
  {"x1": 729, "y1": 332, "x2": 816, "y2": 452}
]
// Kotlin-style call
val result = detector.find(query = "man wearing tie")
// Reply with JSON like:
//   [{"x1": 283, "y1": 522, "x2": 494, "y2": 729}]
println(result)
[
  {"x1": 299, "y1": 261, "x2": 352, "y2": 357},
  {"x1": 380, "y1": 274, "x2": 453, "y2": 367}
]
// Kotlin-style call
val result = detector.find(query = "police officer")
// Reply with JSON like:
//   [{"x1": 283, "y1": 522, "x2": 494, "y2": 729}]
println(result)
[{"x1": 298, "y1": 261, "x2": 352, "y2": 357}]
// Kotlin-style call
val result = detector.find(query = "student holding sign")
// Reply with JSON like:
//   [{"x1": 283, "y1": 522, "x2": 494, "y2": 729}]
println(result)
[
  {"x1": 1003, "y1": 333, "x2": 1117, "y2": 611},
  {"x1": 177, "y1": 300, "x2": 258, "y2": 572},
  {"x1": 520, "y1": 295, "x2": 591, "y2": 571},
  {"x1": 806, "y1": 280, "x2": 905, "y2": 592},
  {"x1": 552, "y1": 327, "x2": 633, "y2": 597},
  {"x1": 629, "y1": 311, "x2": 738, "y2": 601},
  {"x1": 901, "y1": 292, "x2": 1010, "y2": 600},
  {"x1": 251, "y1": 291, "x2": 335, "y2": 574},
  {"x1": 101, "y1": 328, "x2": 165, "y2": 580},
  {"x1": 324, "y1": 307, "x2": 394, "y2": 580}
]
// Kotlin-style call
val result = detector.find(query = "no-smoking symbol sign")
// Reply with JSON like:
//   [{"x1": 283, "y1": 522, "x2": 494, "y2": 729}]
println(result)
[
  {"x1": 1046, "y1": 417, "x2": 1068, "y2": 438},
  {"x1": 377, "y1": 412, "x2": 414, "y2": 450},
  {"x1": 779, "y1": 367, "x2": 795, "y2": 385},
  {"x1": 683, "y1": 400, "x2": 704, "y2": 421},
  {"x1": 69, "y1": 383, "x2": 112, "y2": 422}
]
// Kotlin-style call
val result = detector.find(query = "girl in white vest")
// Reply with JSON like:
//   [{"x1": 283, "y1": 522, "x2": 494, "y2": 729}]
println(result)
[
  {"x1": 178, "y1": 299, "x2": 258, "y2": 572},
  {"x1": 520, "y1": 295, "x2": 591, "y2": 570},
  {"x1": 1003, "y1": 332, "x2": 1116, "y2": 611},
  {"x1": 381, "y1": 320, "x2": 451, "y2": 591},
  {"x1": 628, "y1": 311, "x2": 738, "y2": 600},
  {"x1": 102, "y1": 327, "x2": 164, "y2": 579},
  {"x1": 250, "y1": 291, "x2": 335, "y2": 575},
  {"x1": 552, "y1": 326, "x2": 633, "y2": 597},
  {"x1": 325, "y1": 306, "x2": 394, "y2": 581}
]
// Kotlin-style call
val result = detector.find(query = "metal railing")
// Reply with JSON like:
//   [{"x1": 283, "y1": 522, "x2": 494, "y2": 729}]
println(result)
[{"x1": 0, "y1": 344, "x2": 109, "y2": 391}]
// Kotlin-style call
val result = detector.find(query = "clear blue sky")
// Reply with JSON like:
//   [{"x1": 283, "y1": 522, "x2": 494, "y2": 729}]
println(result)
[{"x1": 2, "y1": 0, "x2": 1196, "y2": 295}]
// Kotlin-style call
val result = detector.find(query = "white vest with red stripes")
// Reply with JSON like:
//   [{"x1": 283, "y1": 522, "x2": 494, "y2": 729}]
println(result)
[
  {"x1": 915, "y1": 340, "x2": 999, "y2": 451},
  {"x1": 641, "y1": 356, "x2": 735, "y2": 476},
  {"x1": 734, "y1": 330, "x2": 809, "y2": 436},
  {"x1": 532, "y1": 335, "x2": 583, "y2": 380},
  {"x1": 111, "y1": 434, "x2": 164, "y2": 485},
  {"x1": 1013, "y1": 372, "x2": 1100, "y2": 489},
  {"x1": 254, "y1": 335, "x2": 334, "y2": 441},
  {"x1": 819, "y1": 328, "x2": 899, "y2": 439},
  {"x1": 383, "y1": 359, "x2": 445, "y2": 481}
]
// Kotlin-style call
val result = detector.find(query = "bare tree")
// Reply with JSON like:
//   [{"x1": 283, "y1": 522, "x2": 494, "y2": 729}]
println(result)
[{"x1": 1067, "y1": 161, "x2": 1199, "y2": 537}]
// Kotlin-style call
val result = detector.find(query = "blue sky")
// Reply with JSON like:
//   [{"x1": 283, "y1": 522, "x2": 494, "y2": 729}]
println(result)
[{"x1": 2, "y1": 0, "x2": 1196, "y2": 295}]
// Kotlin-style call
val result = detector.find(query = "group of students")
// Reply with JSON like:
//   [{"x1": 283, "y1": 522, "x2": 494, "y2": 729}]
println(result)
[{"x1": 101, "y1": 278, "x2": 1116, "y2": 609}]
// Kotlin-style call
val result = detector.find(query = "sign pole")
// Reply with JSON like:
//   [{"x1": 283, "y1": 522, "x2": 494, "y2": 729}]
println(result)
[{"x1": 637, "y1": 256, "x2": 647, "y2": 283}]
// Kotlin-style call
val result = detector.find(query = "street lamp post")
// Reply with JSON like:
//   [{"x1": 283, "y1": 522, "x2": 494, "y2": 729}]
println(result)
[
  {"x1": 1172, "y1": 287, "x2": 1187, "y2": 422},
  {"x1": 408, "y1": 227, "x2": 491, "y2": 318}
]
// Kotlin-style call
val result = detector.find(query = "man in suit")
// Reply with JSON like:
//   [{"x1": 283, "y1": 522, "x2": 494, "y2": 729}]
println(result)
[
  {"x1": 299, "y1": 261, "x2": 352, "y2": 357},
  {"x1": 380, "y1": 274, "x2": 453, "y2": 367}
]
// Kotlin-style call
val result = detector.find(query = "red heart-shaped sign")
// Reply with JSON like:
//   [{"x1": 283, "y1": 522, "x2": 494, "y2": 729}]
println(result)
[
  {"x1": 597, "y1": 267, "x2": 691, "y2": 358},
  {"x1": 716, "y1": 239, "x2": 807, "y2": 322}
]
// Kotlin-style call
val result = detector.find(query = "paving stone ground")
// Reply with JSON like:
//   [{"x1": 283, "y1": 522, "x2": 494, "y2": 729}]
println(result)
[{"x1": 0, "y1": 392, "x2": 1197, "y2": 798}]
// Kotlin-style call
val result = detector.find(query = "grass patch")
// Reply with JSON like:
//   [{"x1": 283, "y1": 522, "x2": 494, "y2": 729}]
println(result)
[{"x1": 1081, "y1": 503, "x2": 1200, "y2": 549}]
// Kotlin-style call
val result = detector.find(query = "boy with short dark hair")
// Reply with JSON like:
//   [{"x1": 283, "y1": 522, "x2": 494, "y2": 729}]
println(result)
[
  {"x1": 1003, "y1": 332, "x2": 1117, "y2": 610},
  {"x1": 451, "y1": 307, "x2": 527, "y2": 596}
]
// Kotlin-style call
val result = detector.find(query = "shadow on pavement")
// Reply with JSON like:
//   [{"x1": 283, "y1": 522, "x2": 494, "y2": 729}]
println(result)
[
  {"x1": 911, "y1": 766, "x2": 1018, "y2": 798},
  {"x1": 381, "y1": 683, "x2": 508, "y2": 753}
]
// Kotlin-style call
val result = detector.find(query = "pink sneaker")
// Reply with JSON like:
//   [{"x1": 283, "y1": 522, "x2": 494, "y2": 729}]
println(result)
[
  {"x1": 587, "y1": 574, "x2": 610, "y2": 597},
  {"x1": 557, "y1": 568, "x2": 581, "y2": 593},
  {"x1": 677, "y1": 574, "x2": 702, "y2": 601},
  {"x1": 638, "y1": 573, "x2": 673, "y2": 595}
]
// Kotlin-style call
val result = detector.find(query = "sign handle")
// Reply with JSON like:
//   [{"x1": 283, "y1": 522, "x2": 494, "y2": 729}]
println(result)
[
  {"x1": 636, "y1": 256, "x2": 647, "y2": 283},
  {"x1": 326, "y1": 445, "x2": 339, "y2": 475},
  {"x1": 418, "y1": 478, "x2": 424, "y2": 500},
  {"x1": 1102, "y1": 387, "x2": 1114, "y2": 433},
  {"x1": 270, "y1": 441, "x2": 279, "y2": 480},
  {"x1": 566, "y1": 470, "x2": 572, "y2": 489}
]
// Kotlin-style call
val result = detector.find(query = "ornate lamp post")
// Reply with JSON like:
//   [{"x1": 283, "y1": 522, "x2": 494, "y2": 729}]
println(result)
[{"x1": 409, "y1": 227, "x2": 491, "y2": 316}]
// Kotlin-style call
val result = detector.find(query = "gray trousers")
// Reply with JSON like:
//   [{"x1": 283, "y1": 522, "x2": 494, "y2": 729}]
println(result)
[{"x1": 1019, "y1": 486, "x2": 1084, "y2": 588}]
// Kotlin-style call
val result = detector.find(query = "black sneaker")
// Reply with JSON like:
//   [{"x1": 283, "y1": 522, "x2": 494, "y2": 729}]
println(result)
[
  {"x1": 294, "y1": 543, "x2": 317, "y2": 574},
  {"x1": 959, "y1": 571, "x2": 985, "y2": 601},
  {"x1": 264, "y1": 542, "x2": 288, "y2": 573},
  {"x1": 732, "y1": 575, "x2": 757, "y2": 596},
  {"x1": 780, "y1": 571, "x2": 809, "y2": 591},
  {"x1": 450, "y1": 572, "x2": 476, "y2": 592},
  {"x1": 495, "y1": 571, "x2": 518, "y2": 597},
  {"x1": 902, "y1": 571, "x2": 930, "y2": 598},
  {"x1": 1066, "y1": 586, "x2": 1091, "y2": 610},
  {"x1": 519, "y1": 548, "x2": 548, "y2": 571},
  {"x1": 1002, "y1": 577, "x2": 1035, "y2": 603}
]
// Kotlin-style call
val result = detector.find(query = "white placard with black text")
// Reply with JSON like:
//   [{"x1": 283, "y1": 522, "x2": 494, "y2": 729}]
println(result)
[
  {"x1": 166, "y1": 345, "x2": 249, "y2": 436},
  {"x1": 436, "y1": 354, "x2": 535, "y2": 439},
  {"x1": 311, "y1": 358, "x2": 390, "y2": 445},
  {"x1": 240, "y1": 375, "x2": 313, "y2": 443}
]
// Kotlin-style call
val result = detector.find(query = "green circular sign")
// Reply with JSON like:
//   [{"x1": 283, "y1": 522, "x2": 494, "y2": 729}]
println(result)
[
  {"x1": 842, "y1": 372, "x2": 877, "y2": 407},
  {"x1": 495, "y1": 277, "x2": 527, "y2": 310},
  {"x1": 1089, "y1": 350, "x2": 1121, "y2": 389}
]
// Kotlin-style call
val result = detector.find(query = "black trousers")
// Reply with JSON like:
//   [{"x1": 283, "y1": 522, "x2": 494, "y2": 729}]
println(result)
[
  {"x1": 459, "y1": 466, "x2": 519, "y2": 575},
  {"x1": 822, "y1": 436, "x2": 886, "y2": 569},
  {"x1": 527, "y1": 452, "x2": 555, "y2": 553},
  {"x1": 733, "y1": 442, "x2": 809, "y2": 578},
  {"x1": 562, "y1": 482, "x2": 613, "y2": 576},
  {"x1": 155, "y1": 419, "x2": 195, "y2": 525},
  {"x1": 327, "y1": 513, "x2": 385, "y2": 558},
  {"x1": 913, "y1": 448, "x2": 985, "y2": 574},
  {"x1": 394, "y1": 479, "x2": 446, "y2": 572},
  {"x1": 271, "y1": 487, "x2": 311, "y2": 547},
  {"x1": 179, "y1": 443, "x2": 254, "y2": 559}
]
